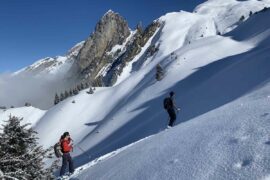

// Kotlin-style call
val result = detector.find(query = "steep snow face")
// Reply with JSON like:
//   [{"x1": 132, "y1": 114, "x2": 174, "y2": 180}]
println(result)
[
  {"x1": 157, "y1": 0, "x2": 268, "y2": 50},
  {"x1": 194, "y1": 0, "x2": 270, "y2": 33},
  {"x1": 114, "y1": 0, "x2": 269, "y2": 87},
  {"x1": 73, "y1": 81, "x2": 270, "y2": 180},
  {"x1": 114, "y1": 0, "x2": 269, "y2": 85}
]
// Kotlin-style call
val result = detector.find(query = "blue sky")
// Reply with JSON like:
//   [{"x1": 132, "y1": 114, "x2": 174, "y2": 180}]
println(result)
[{"x1": 0, "y1": 0, "x2": 204, "y2": 72}]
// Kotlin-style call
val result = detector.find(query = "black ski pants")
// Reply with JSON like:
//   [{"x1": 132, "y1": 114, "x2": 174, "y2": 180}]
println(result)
[
  {"x1": 167, "y1": 108, "x2": 176, "y2": 127},
  {"x1": 60, "y1": 152, "x2": 74, "y2": 176}
]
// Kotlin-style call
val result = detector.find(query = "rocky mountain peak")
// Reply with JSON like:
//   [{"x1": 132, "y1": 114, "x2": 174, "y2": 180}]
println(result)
[{"x1": 76, "y1": 10, "x2": 130, "y2": 73}]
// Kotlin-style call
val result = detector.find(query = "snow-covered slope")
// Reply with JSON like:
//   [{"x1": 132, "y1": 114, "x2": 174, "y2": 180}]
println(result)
[
  {"x1": 68, "y1": 8, "x2": 270, "y2": 179},
  {"x1": 114, "y1": 0, "x2": 269, "y2": 85},
  {"x1": 73, "y1": 81, "x2": 270, "y2": 180},
  {"x1": 1, "y1": 0, "x2": 270, "y2": 179},
  {"x1": 34, "y1": 0, "x2": 270, "y2": 169},
  {"x1": 195, "y1": 0, "x2": 270, "y2": 34},
  {"x1": 0, "y1": 106, "x2": 45, "y2": 128}
]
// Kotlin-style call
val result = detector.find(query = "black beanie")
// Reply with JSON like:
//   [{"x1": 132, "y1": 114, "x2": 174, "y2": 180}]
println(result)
[{"x1": 63, "y1": 132, "x2": 70, "y2": 138}]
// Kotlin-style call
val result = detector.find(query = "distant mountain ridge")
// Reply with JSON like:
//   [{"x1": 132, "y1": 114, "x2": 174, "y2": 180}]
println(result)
[{"x1": 15, "y1": 41, "x2": 85, "y2": 76}]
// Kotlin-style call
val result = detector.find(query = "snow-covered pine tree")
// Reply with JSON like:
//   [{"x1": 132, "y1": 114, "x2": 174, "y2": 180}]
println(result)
[
  {"x1": 240, "y1": 15, "x2": 245, "y2": 21},
  {"x1": 84, "y1": 82, "x2": 90, "y2": 89},
  {"x1": 0, "y1": 106, "x2": 7, "y2": 110},
  {"x1": 24, "y1": 102, "x2": 31, "y2": 107},
  {"x1": 156, "y1": 64, "x2": 164, "y2": 81},
  {"x1": 0, "y1": 116, "x2": 58, "y2": 179},
  {"x1": 54, "y1": 93, "x2": 60, "y2": 105},
  {"x1": 87, "y1": 87, "x2": 94, "y2": 94},
  {"x1": 77, "y1": 84, "x2": 81, "y2": 91},
  {"x1": 64, "y1": 90, "x2": 69, "y2": 99},
  {"x1": 73, "y1": 87, "x2": 79, "y2": 95},
  {"x1": 69, "y1": 89, "x2": 73, "y2": 97},
  {"x1": 80, "y1": 83, "x2": 84, "y2": 90},
  {"x1": 60, "y1": 93, "x2": 65, "y2": 101}
]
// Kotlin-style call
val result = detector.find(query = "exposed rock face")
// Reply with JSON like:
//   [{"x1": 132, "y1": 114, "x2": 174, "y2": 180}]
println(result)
[
  {"x1": 101, "y1": 21, "x2": 161, "y2": 86},
  {"x1": 71, "y1": 10, "x2": 161, "y2": 87},
  {"x1": 76, "y1": 10, "x2": 130, "y2": 83}
]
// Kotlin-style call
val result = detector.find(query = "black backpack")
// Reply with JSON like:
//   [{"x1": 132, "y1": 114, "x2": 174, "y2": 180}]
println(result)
[
  {"x1": 163, "y1": 97, "x2": 172, "y2": 110},
  {"x1": 54, "y1": 142, "x2": 63, "y2": 158},
  {"x1": 54, "y1": 136, "x2": 64, "y2": 158}
]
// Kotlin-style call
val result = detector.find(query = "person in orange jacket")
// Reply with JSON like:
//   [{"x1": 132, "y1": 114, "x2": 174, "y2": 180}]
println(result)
[{"x1": 60, "y1": 132, "x2": 74, "y2": 176}]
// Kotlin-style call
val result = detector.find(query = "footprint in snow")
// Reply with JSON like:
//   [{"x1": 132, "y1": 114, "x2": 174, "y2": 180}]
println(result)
[
  {"x1": 228, "y1": 138, "x2": 239, "y2": 145},
  {"x1": 234, "y1": 159, "x2": 252, "y2": 169},
  {"x1": 261, "y1": 113, "x2": 269, "y2": 118},
  {"x1": 169, "y1": 159, "x2": 179, "y2": 164},
  {"x1": 264, "y1": 141, "x2": 270, "y2": 145},
  {"x1": 228, "y1": 136, "x2": 248, "y2": 145}
]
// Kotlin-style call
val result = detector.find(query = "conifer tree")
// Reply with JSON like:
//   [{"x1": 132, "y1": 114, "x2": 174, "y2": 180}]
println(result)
[
  {"x1": 77, "y1": 85, "x2": 81, "y2": 91},
  {"x1": 87, "y1": 87, "x2": 94, "y2": 94},
  {"x1": 64, "y1": 90, "x2": 69, "y2": 99},
  {"x1": 80, "y1": 83, "x2": 84, "y2": 90},
  {"x1": 84, "y1": 82, "x2": 90, "y2": 89},
  {"x1": 69, "y1": 89, "x2": 73, "y2": 97},
  {"x1": 60, "y1": 93, "x2": 65, "y2": 101},
  {"x1": 156, "y1": 64, "x2": 164, "y2": 81},
  {"x1": 240, "y1": 15, "x2": 245, "y2": 21},
  {"x1": 25, "y1": 102, "x2": 31, "y2": 107},
  {"x1": 54, "y1": 93, "x2": 60, "y2": 105},
  {"x1": 73, "y1": 88, "x2": 79, "y2": 95},
  {"x1": 0, "y1": 116, "x2": 58, "y2": 179}
]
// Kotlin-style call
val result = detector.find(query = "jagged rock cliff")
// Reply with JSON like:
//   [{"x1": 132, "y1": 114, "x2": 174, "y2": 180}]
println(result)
[
  {"x1": 101, "y1": 21, "x2": 161, "y2": 86},
  {"x1": 74, "y1": 10, "x2": 131, "y2": 84},
  {"x1": 73, "y1": 10, "x2": 160, "y2": 86}
]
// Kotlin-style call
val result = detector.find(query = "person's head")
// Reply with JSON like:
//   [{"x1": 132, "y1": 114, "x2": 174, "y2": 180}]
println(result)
[
  {"x1": 63, "y1": 132, "x2": 70, "y2": 140},
  {"x1": 170, "y1": 91, "x2": 175, "y2": 97}
]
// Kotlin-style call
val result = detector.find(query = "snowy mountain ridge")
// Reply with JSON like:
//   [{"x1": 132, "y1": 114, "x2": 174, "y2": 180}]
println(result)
[{"x1": 15, "y1": 41, "x2": 85, "y2": 76}]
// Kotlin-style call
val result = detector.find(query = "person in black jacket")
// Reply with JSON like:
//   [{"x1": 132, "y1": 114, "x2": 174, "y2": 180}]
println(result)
[{"x1": 164, "y1": 91, "x2": 180, "y2": 127}]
